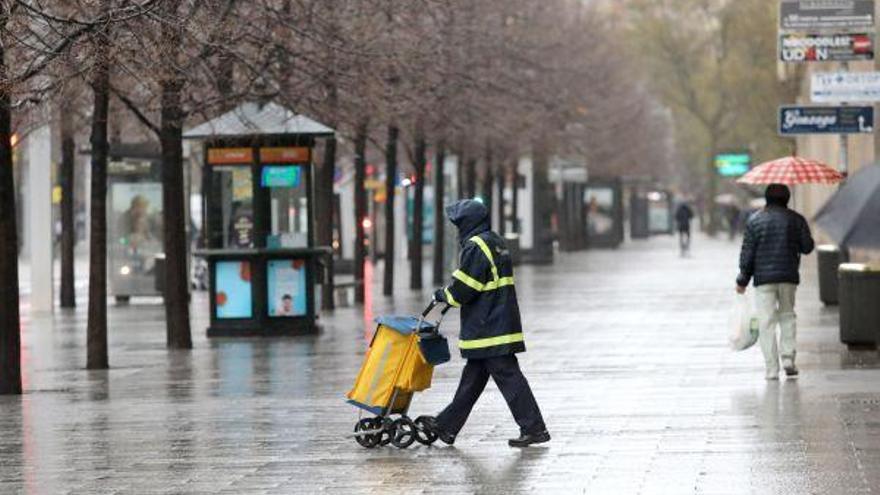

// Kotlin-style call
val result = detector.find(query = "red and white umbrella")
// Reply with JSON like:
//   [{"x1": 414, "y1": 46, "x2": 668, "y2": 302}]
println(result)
[{"x1": 737, "y1": 156, "x2": 844, "y2": 185}]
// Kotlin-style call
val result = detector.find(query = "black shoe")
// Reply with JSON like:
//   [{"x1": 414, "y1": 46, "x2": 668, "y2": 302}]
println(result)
[
  {"x1": 782, "y1": 358, "x2": 799, "y2": 378},
  {"x1": 508, "y1": 430, "x2": 551, "y2": 448},
  {"x1": 420, "y1": 416, "x2": 456, "y2": 445}
]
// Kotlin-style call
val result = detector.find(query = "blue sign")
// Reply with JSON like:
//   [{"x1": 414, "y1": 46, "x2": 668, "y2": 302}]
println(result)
[
  {"x1": 261, "y1": 165, "x2": 302, "y2": 188},
  {"x1": 779, "y1": 106, "x2": 874, "y2": 135}
]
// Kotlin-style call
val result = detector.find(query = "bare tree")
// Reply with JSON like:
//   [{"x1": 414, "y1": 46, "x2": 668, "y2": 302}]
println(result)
[
  {"x1": 86, "y1": 3, "x2": 112, "y2": 370},
  {"x1": 0, "y1": 2, "x2": 22, "y2": 394}
]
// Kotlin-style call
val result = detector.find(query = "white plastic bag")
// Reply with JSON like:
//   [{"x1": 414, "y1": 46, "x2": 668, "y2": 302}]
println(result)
[{"x1": 729, "y1": 293, "x2": 759, "y2": 351}]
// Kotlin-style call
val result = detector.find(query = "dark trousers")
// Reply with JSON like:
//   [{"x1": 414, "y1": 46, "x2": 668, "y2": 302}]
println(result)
[{"x1": 436, "y1": 354, "x2": 546, "y2": 436}]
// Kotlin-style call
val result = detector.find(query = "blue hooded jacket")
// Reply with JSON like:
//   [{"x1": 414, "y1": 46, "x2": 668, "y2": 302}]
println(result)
[{"x1": 435, "y1": 199, "x2": 525, "y2": 359}]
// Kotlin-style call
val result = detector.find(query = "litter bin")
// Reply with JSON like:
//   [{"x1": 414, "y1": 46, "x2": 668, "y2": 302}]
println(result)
[
  {"x1": 838, "y1": 263, "x2": 880, "y2": 348},
  {"x1": 817, "y1": 245, "x2": 841, "y2": 305},
  {"x1": 154, "y1": 253, "x2": 166, "y2": 295},
  {"x1": 504, "y1": 233, "x2": 521, "y2": 266}
]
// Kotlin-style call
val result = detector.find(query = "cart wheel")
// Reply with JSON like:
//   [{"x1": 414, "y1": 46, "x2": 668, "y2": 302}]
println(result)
[
  {"x1": 413, "y1": 416, "x2": 438, "y2": 445},
  {"x1": 379, "y1": 417, "x2": 395, "y2": 446},
  {"x1": 391, "y1": 417, "x2": 416, "y2": 449},
  {"x1": 354, "y1": 418, "x2": 380, "y2": 448}
]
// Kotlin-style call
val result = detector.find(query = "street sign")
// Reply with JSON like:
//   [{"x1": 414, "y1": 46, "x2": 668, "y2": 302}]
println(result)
[
  {"x1": 779, "y1": 33, "x2": 874, "y2": 62},
  {"x1": 778, "y1": 106, "x2": 874, "y2": 135},
  {"x1": 714, "y1": 153, "x2": 751, "y2": 177},
  {"x1": 780, "y1": 0, "x2": 875, "y2": 31},
  {"x1": 811, "y1": 71, "x2": 880, "y2": 102}
]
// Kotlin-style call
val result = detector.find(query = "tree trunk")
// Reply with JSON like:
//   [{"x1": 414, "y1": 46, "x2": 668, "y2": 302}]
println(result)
[
  {"x1": 410, "y1": 129, "x2": 426, "y2": 290},
  {"x1": 530, "y1": 142, "x2": 553, "y2": 263},
  {"x1": 383, "y1": 124, "x2": 398, "y2": 296},
  {"x1": 511, "y1": 165, "x2": 519, "y2": 233},
  {"x1": 317, "y1": 3, "x2": 339, "y2": 311},
  {"x1": 432, "y1": 143, "x2": 446, "y2": 286},
  {"x1": 215, "y1": 52, "x2": 235, "y2": 113},
  {"x1": 483, "y1": 166, "x2": 494, "y2": 230},
  {"x1": 0, "y1": 8, "x2": 22, "y2": 393},
  {"x1": 465, "y1": 158, "x2": 477, "y2": 198},
  {"x1": 353, "y1": 119, "x2": 368, "y2": 304},
  {"x1": 317, "y1": 135, "x2": 336, "y2": 311},
  {"x1": 705, "y1": 143, "x2": 719, "y2": 236},
  {"x1": 87, "y1": 29, "x2": 111, "y2": 370},
  {"x1": 160, "y1": 76, "x2": 192, "y2": 350},
  {"x1": 455, "y1": 149, "x2": 465, "y2": 200},
  {"x1": 496, "y1": 170, "x2": 505, "y2": 236},
  {"x1": 481, "y1": 145, "x2": 494, "y2": 225},
  {"x1": 59, "y1": 100, "x2": 76, "y2": 308}
]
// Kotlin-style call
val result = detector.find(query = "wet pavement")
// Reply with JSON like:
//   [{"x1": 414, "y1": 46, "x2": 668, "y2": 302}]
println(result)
[{"x1": 3, "y1": 235, "x2": 880, "y2": 494}]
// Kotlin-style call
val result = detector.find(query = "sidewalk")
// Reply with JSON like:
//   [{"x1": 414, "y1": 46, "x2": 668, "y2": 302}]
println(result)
[{"x1": 2, "y1": 234, "x2": 879, "y2": 494}]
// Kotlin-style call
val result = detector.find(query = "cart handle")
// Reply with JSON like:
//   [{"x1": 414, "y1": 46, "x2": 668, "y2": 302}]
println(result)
[
  {"x1": 421, "y1": 300, "x2": 453, "y2": 317},
  {"x1": 419, "y1": 300, "x2": 452, "y2": 334}
]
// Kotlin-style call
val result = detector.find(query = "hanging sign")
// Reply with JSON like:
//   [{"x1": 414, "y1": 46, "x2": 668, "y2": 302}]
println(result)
[
  {"x1": 780, "y1": 33, "x2": 874, "y2": 62},
  {"x1": 207, "y1": 147, "x2": 253, "y2": 165},
  {"x1": 780, "y1": 0, "x2": 875, "y2": 31},
  {"x1": 811, "y1": 71, "x2": 880, "y2": 102},
  {"x1": 259, "y1": 147, "x2": 310, "y2": 163},
  {"x1": 778, "y1": 105, "x2": 874, "y2": 134},
  {"x1": 715, "y1": 153, "x2": 751, "y2": 177}
]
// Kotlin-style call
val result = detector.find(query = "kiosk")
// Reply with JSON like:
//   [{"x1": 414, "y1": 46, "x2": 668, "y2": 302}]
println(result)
[{"x1": 184, "y1": 102, "x2": 334, "y2": 336}]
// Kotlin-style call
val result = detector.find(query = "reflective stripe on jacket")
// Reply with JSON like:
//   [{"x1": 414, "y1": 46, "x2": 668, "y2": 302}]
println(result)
[{"x1": 437, "y1": 231, "x2": 525, "y2": 359}]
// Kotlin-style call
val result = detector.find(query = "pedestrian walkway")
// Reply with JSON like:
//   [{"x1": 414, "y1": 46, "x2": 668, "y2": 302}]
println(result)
[{"x1": 2, "y1": 235, "x2": 880, "y2": 494}]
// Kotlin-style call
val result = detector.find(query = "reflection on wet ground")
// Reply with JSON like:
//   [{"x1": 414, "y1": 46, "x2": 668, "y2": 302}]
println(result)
[{"x1": 2, "y1": 235, "x2": 880, "y2": 494}]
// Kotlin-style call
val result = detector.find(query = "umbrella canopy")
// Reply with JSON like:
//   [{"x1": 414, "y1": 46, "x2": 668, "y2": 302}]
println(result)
[
  {"x1": 814, "y1": 165, "x2": 880, "y2": 249},
  {"x1": 737, "y1": 156, "x2": 844, "y2": 185}
]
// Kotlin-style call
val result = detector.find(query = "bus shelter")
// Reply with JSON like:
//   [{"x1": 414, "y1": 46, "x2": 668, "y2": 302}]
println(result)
[
  {"x1": 584, "y1": 177, "x2": 624, "y2": 249},
  {"x1": 184, "y1": 102, "x2": 334, "y2": 336}
]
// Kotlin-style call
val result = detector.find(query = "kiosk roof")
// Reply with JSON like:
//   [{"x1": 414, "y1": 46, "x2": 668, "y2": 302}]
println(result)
[{"x1": 183, "y1": 102, "x2": 335, "y2": 139}]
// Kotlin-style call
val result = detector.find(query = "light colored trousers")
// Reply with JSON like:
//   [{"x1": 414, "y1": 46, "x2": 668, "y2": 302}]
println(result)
[{"x1": 755, "y1": 283, "x2": 797, "y2": 372}]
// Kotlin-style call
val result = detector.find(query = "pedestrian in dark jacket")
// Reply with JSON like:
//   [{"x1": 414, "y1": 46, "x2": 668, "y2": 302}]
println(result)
[
  {"x1": 423, "y1": 199, "x2": 549, "y2": 447},
  {"x1": 675, "y1": 202, "x2": 695, "y2": 255},
  {"x1": 736, "y1": 184, "x2": 814, "y2": 381}
]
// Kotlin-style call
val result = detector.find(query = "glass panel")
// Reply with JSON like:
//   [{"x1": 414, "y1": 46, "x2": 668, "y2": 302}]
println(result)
[
  {"x1": 108, "y1": 182, "x2": 163, "y2": 295},
  {"x1": 265, "y1": 165, "x2": 308, "y2": 248},
  {"x1": 584, "y1": 187, "x2": 615, "y2": 237},
  {"x1": 214, "y1": 166, "x2": 254, "y2": 248},
  {"x1": 215, "y1": 261, "x2": 253, "y2": 318},
  {"x1": 267, "y1": 259, "x2": 308, "y2": 317}
]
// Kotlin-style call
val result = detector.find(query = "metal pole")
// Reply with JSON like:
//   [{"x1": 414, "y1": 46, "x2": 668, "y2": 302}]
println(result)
[
  {"x1": 838, "y1": 61, "x2": 850, "y2": 261},
  {"x1": 839, "y1": 61, "x2": 850, "y2": 176}
]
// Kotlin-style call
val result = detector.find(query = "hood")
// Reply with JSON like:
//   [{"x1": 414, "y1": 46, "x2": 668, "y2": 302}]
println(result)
[{"x1": 445, "y1": 199, "x2": 490, "y2": 243}]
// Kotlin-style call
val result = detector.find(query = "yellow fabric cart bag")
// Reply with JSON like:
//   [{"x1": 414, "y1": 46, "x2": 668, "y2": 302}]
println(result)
[{"x1": 347, "y1": 316, "x2": 436, "y2": 415}]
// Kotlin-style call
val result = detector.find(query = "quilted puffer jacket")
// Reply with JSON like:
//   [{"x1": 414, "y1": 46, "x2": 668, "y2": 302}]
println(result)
[{"x1": 736, "y1": 205, "x2": 814, "y2": 287}]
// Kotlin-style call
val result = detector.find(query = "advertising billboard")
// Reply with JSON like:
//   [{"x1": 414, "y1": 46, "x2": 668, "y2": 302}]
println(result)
[{"x1": 780, "y1": 33, "x2": 873, "y2": 62}]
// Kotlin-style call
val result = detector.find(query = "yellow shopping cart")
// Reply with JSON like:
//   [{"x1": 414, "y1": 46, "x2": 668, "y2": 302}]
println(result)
[{"x1": 347, "y1": 302, "x2": 451, "y2": 448}]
